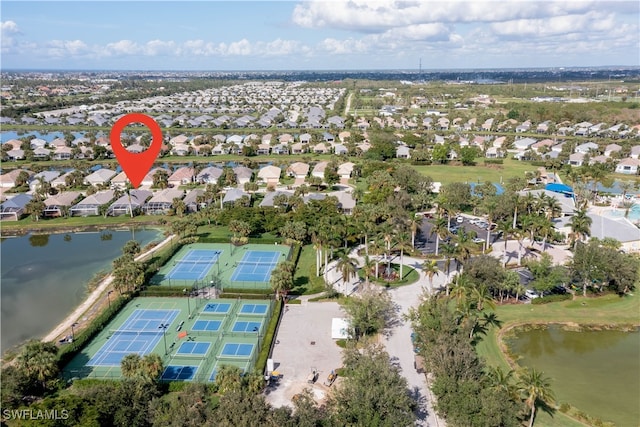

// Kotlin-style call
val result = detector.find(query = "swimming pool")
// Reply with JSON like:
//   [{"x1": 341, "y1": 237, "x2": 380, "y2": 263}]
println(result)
[{"x1": 604, "y1": 204, "x2": 640, "y2": 222}]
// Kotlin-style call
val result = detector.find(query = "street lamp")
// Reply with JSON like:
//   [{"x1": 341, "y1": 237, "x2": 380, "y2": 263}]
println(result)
[
  {"x1": 158, "y1": 324, "x2": 168, "y2": 355},
  {"x1": 107, "y1": 290, "x2": 113, "y2": 308},
  {"x1": 71, "y1": 322, "x2": 79, "y2": 341},
  {"x1": 210, "y1": 280, "x2": 215, "y2": 298}
]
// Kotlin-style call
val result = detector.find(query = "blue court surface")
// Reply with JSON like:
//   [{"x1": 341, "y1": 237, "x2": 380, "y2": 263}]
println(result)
[
  {"x1": 239, "y1": 303, "x2": 269, "y2": 315},
  {"x1": 192, "y1": 319, "x2": 222, "y2": 332},
  {"x1": 176, "y1": 341, "x2": 211, "y2": 356},
  {"x1": 87, "y1": 309, "x2": 179, "y2": 367},
  {"x1": 232, "y1": 320, "x2": 262, "y2": 333},
  {"x1": 167, "y1": 249, "x2": 221, "y2": 281},
  {"x1": 202, "y1": 302, "x2": 231, "y2": 314},
  {"x1": 220, "y1": 343, "x2": 254, "y2": 357},
  {"x1": 230, "y1": 250, "x2": 280, "y2": 282},
  {"x1": 161, "y1": 365, "x2": 198, "y2": 381}
]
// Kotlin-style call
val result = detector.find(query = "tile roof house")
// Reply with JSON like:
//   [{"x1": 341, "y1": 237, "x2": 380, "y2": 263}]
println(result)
[
  {"x1": 568, "y1": 152, "x2": 585, "y2": 167},
  {"x1": 233, "y1": 166, "x2": 253, "y2": 185},
  {"x1": 168, "y1": 167, "x2": 195, "y2": 187},
  {"x1": 0, "y1": 169, "x2": 33, "y2": 188},
  {"x1": 0, "y1": 194, "x2": 33, "y2": 221},
  {"x1": 329, "y1": 191, "x2": 356, "y2": 215},
  {"x1": 106, "y1": 189, "x2": 152, "y2": 216},
  {"x1": 257, "y1": 165, "x2": 282, "y2": 187},
  {"x1": 222, "y1": 188, "x2": 250, "y2": 205},
  {"x1": 43, "y1": 191, "x2": 82, "y2": 217},
  {"x1": 29, "y1": 171, "x2": 60, "y2": 192},
  {"x1": 259, "y1": 190, "x2": 294, "y2": 207},
  {"x1": 337, "y1": 162, "x2": 355, "y2": 179},
  {"x1": 286, "y1": 162, "x2": 310, "y2": 179},
  {"x1": 312, "y1": 161, "x2": 328, "y2": 179},
  {"x1": 143, "y1": 189, "x2": 184, "y2": 214},
  {"x1": 110, "y1": 171, "x2": 129, "y2": 189},
  {"x1": 52, "y1": 170, "x2": 77, "y2": 188},
  {"x1": 630, "y1": 145, "x2": 640, "y2": 159},
  {"x1": 84, "y1": 168, "x2": 118, "y2": 187},
  {"x1": 70, "y1": 190, "x2": 115, "y2": 216},
  {"x1": 183, "y1": 189, "x2": 205, "y2": 212},
  {"x1": 141, "y1": 168, "x2": 170, "y2": 187},
  {"x1": 396, "y1": 145, "x2": 411, "y2": 159},
  {"x1": 196, "y1": 166, "x2": 224, "y2": 184},
  {"x1": 6, "y1": 149, "x2": 25, "y2": 160},
  {"x1": 614, "y1": 158, "x2": 640, "y2": 175},
  {"x1": 313, "y1": 143, "x2": 329, "y2": 154},
  {"x1": 53, "y1": 146, "x2": 73, "y2": 160},
  {"x1": 575, "y1": 142, "x2": 599, "y2": 154},
  {"x1": 604, "y1": 143, "x2": 622, "y2": 157}
]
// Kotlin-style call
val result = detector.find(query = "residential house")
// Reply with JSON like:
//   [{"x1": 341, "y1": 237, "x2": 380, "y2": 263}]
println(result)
[
  {"x1": 531, "y1": 139, "x2": 555, "y2": 153},
  {"x1": 337, "y1": 162, "x2": 355, "y2": 179},
  {"x1": 70, "y1": 190, "x2": 115, "y2": 216},
  {"x1": 110, "y1": 171, "x2": 129, "y2": 189},
  {"x1": 520, "y1": 189, "x2": 574, "y2": 217},
  {"x1": 29, "y1": 171, "x2": 60, "y2": 192},
  {"x1": 568, "y1": 153, "x2": 585, "y2": 167},
  {"x1": 84, "y1": 168, "x2": 117, "y2": 187},
  {"x1": 586, "y1": 213, "x2": 640, "y2": 253},
  {"x1": 286, "y1": 162, "x2": 310, "y2": 179},
  {"x1": 33, "y1": 147, "x2": 51, "y2": 159},
  {"x1": 142, "y1": 189, "x2": 184, "y2": 214},
  {"x1": 290, "y1": 143, "x2": 307, "y2": 154},
  {"x1": 259, "y1": 190, "x2": 294, "y2": 207},
  {"x1": 0, "y1": 169, "x2": 33, "y2": 189},
  {"x1": 272, "y1": 144, "x2": 290, "y2": 155},
  {"x1": 323, "y1": 132, "x2": 335, "y2": 143},
  {"x1": 52, "y1": 171, "x2": 77, "y2": 189},
  {"x1": 233, "y1": 166, "x2": 253, "y2": 186},
  {"x1": 183, "y1": 189, "x2": 205, "y2": 213},
  {"x1": 604, "y1": 143, "x2": 622, "y2": 157},
  {"x1": 256, "y1": 144, "x2": 271, "y2": 155},
  {"x1": 168, "y1": 167, "x2": 195, "y2": 187},
  {"x1": 513, "y1": 138, "x2": 537, "y2": 151},
  {"x1": 614, "y1": 158, "x2": 640, "y2": 175},
  {"x1": 222, "y1": 188, "x2": 250, "y2": 205},
  {"x1": 329, "y1": 191, "x2": 356, "y2": 215},
  {"x1": 171, "y1": 144, "x2": 191, "y2": 156},
  {"x1": 141, "y1": 168, "x2": 170, "y2": 187},
  {"x1": 575, "y1": 142, "x2": 599, "y2": 154},
  {"x1": 299, "y1": 133, "x2": 312, "y2": 144},
  {"x1": 196, "y1": 166, "x2": 224, "y2": 184},
  {"x1": 257, "y1": 165, "x2": 281, "y2": 187},
  {"x1": 278, "y1": 134, "x2": 294, "y2": 144},
  {"x1": 313, "y1": 143, "x2": 329, "y2": 154},
  {"x1": 6, "y1": 149, "x2": 25, "y2": 160},
  {"x1": 515, "y1": 120, "x2": 531, "y2": 133},
  {"x1": 396, "y1": 145, "x2": 411, "y2": 159},
  {"x1": 0, "y1": 194, "x2": 33, "y2": 221},
  {"x1": 43, "y1": 191, "x2": 82, "y2": 217},
  {"x1": 312, "y1": 161, "x2": 328, "y2": 179},
  {"x1": 338, "y1": 131, "x2": 351, "y2": 143},
  {"x1": 630, "y1": 146, "x2": 640, "y2": 159},
  {"x1": 106, "y1": 189, "x2": 152, "y2": 216},
  {"x1": 53, "y1": 146, "x2": 72, "y2": 160},
  {"x1": 485, "y1": 146, "x2": 503, "y2": 158}
]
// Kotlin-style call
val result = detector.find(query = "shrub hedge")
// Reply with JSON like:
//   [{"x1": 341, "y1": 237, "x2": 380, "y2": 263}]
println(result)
[
  {"x1": 531, "y1": 293, "x2": 572, "y2": 304},
  {"x1": 254, "y1": 300, "x2": 283, "y2": 375}
]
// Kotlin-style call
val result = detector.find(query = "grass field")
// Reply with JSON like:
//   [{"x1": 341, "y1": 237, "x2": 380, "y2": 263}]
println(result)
[
  {"x1": 412, "y1": 158, "x2": 537, "y2": 185},
  {"x1": 291, "y1": 244, "x2": 325, "y2": 295},
  {"x1": 476, "y1": 293, "x2": 639, "y2": 427}
]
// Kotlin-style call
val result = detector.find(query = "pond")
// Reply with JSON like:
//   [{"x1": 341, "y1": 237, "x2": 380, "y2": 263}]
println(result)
[
  {"x1": 0, "y1": 228, "x2": 162, "y2": 354},
  {"x1": 506, "y1": 324, "x2": 640, "y2": 426}
]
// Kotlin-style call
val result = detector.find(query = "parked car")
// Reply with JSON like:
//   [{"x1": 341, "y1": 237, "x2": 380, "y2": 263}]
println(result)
[
  {"x1": 473, "y1": 237, "x2": 485, "y2": 243},
  {"x1": 456, "y1": 216, "x2": 464, "y2": 223},
  {"x1": 525, "y1": 289, "x2": 540, "y2": 299}
]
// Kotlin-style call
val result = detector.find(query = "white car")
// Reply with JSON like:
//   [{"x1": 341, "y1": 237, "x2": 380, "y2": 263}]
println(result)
[
  {"x1": 456, "y1": 216, "x2": 464, "y2": 224},
  {"x1": 472, "y1": 238, "x2": 485, "y2": 244},
  {"x1": 525, "y1": 289, "x2": 540, "y2": 299}
]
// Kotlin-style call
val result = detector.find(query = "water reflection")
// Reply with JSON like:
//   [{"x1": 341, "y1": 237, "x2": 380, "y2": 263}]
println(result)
[{"x1": 29, "y1": 234, "x2": 50, "y2": 247}]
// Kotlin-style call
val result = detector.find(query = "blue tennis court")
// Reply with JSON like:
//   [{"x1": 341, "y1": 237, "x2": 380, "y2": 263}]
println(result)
[
  {"x1": 166, "y1": 249, "x2": 221, "y2": 281},
  {"x1": 176, "y1": 341, "x2": 211, "y2": 356},
  {"x1": 202, "y1": 302, "x2": 231, "y2": 314},
  {"x1": 232, "y1": 320, "x2": 262, "y2": 333},
  {"x1": 161, "y1": 365, "x2": 199, "y2": 381},
  {"x1": 192, "y1": 319, "x2": 222, "y2": 332},
  {"x1": 220, "y1": 343, "x2": 254, "y2": 357},
  {"x1": 87, "y1": 309, "x2": 179, "y2": 367},
  {"x1": 230, "y1": 250, "x2": 281, "y2": 282},
  {"x1": 239, "y1": 303, "x2": 269, "y2": 315}
]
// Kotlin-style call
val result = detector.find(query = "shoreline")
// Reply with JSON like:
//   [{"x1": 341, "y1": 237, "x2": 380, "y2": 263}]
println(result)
[{"x1": 41, "y1": 233, "x2": 176, "y2": 343}]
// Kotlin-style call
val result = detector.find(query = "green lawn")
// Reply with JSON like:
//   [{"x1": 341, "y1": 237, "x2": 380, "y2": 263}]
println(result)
[
  {"x1": 412, "y1": 158, "x2": 536, "y2": 185},
  {"x1": 291, "y1": 244, "x2": 325, "y2": 295},
  {"x1": 1, "y1": 214, "x2": 168, "y2": 233},
  {"x1": 476, "y1": 293, "x2": 639, "y2": 427}
]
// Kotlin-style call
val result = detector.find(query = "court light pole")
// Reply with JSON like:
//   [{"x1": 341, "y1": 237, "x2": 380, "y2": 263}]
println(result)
[
  {"x1": 107, "y1": 290, "x2": 113, "y2": 308},
  {"x1": 71, "y1": 322, "x2": 79, "y2": 341},
  {"x1": 158, "y1": 324, "x2": 168, "y2": 355},
  {"x1": 183, "y1": 288, "x2": 191, "y2": 316}
]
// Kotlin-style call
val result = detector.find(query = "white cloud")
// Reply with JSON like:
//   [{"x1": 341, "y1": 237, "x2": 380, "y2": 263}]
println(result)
[
  {"x1": 105, "y1": 40, "x2": 141, "y2": 56},
  {"x1": 1, "y1": 20, "x2": 20, "y2": 52},
  {"x1": 226, "y1": 39, "x2": 252, "y2": 56},
  {"x1": 46, "y1": 39, "x2": 88, "y2": 57}
]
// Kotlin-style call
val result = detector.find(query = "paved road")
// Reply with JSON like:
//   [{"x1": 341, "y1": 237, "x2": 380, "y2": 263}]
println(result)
[{"x1": 325, "y1": 249, "x2": 449, "y2": 426}]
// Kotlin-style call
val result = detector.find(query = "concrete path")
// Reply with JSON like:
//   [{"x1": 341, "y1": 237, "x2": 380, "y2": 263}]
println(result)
[
  {"x1": 42, "y1": 234, "x2": 176, "y2": 343},
  {"x1": 324, "y1": 246, "x2": 449, "y2": 426}
]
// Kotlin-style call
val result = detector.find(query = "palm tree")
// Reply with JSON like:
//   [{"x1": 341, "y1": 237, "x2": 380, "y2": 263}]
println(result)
[
  {"x1": 430, "y1": 216, "x2": 449, "y2": 256},
  {"x1": 496, "y1": 220, "x2": 515, "y2": 267},
  {"x1": 361, "y1": 255, "x2": 376, "y2": 289},
  {"x1": 440, "y1": 243, "x2": 456, "y2": 295},
  {"x1": 409, "y1": 216, "x2": 421, "y2": 248},
  {"x1": 336, "y1": 254, "x2": 357, "y2": 294},
  {"x1": 421, "y1": 259, "x2": 440, "y2": 292},
  {"x1": 486, "y1": 366, "x2": 515, "y2": 397},
  {"x1": 569, "y1": 208, "x2": 592, "y2": 248},
  {"x1": 395, "y1": 231, "x2": 411, "y2": 279},
  {"x1": 121, "y1": 353, "x2": 141, "y2": 378},
  {"x1": 517, "y1": 368, "x2": 556, "y2": 427}
]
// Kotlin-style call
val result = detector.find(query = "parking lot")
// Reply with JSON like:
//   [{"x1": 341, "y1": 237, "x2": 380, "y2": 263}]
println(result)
[
  {"x1": 264, "y1": 300, "x2": 345, "y2": 408},
  {"x1": 416, "y1": 214, "x2": 496, "y2": 254}
]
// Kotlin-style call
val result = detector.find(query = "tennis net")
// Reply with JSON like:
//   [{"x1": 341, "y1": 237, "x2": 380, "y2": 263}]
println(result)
[
  {"x1": 235, "y1": 261, "x2": 277, "y2": 268},
  {"x1": 174, "y1": 260, "x2": 215, "y2": 266},
  {"x1": 108, "y1": 329, "x2": 162, "y2": 335}
]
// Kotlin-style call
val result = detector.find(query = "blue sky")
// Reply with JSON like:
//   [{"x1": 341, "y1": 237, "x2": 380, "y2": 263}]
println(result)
[{"x1": 1, "y1": 1, "x2": 639, "y2": 70}]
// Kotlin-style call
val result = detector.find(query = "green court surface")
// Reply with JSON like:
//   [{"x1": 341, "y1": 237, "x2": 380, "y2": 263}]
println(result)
[
  {"x1": 63, "y1": 297, "x2": 274, "y2": 382},
  {"x1": 150, "y1": 243, "x2": 291, "y2": 291}
]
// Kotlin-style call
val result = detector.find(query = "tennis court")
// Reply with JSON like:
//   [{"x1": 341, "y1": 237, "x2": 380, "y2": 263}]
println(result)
[
  {"x1": 175, "y1": 341, "x2": 211, "y2": 356},
  {"x1": 202, "y1": 302, "x2": 232, "y2": 314},
  {"x1": 87, "y1": 309, "x2": 179, "y2": 367},
  {"x1": 192, "y1": 319, "x2": 222, "y2": 332},
  {"x1": 220, "y1": 343, "x2": 255, "y2": 358},
  {"x1": 232, "y1": 320, "x2": 263, "y2": 333},
  {"x1": 239, "y1": 303, "x2": 269, "y2": 315},
  {"x1": 208, "y1": 359, "x2": 251, "y2": 382},
  {"x1": 166, "y1": 249, "x2": 221, "y2": 281},
  {"x1": 161, "y1": 364, "x2": 200, "y2": 381},
  {"x1": 230, "y1": 250, "x2": 281, "y2": 283}
]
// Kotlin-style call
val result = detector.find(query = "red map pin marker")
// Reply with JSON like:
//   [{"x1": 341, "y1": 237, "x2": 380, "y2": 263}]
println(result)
[{"x1": 110, "y1": 113, "x2": 163, "y2": 189}]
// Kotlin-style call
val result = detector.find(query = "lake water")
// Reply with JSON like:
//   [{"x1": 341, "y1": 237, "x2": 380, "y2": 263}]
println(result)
[
  {"x1": 506, "y1": 324, "x2": 640, "y2": 426},
  {"x1": 0, "y1": 229, "x2": 161, "y2": 354}
]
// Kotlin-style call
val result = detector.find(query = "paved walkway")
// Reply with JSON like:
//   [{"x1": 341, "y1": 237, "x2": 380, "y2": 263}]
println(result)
[
  {"x1": 42, "y1": 234, "x2": 176, "y2": 343},
  {"x1": 324, "y1": 246, "x2": 449, "y2": 427}
]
